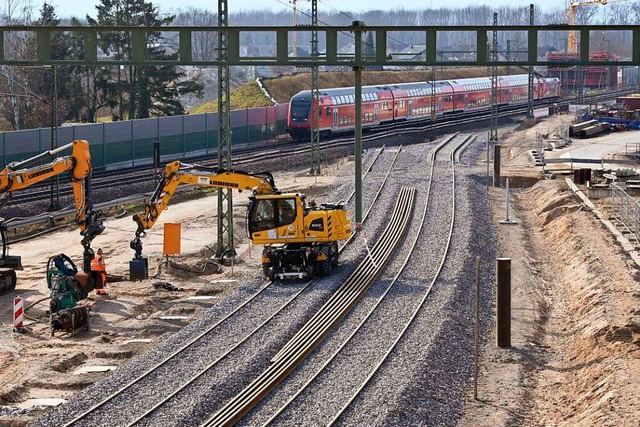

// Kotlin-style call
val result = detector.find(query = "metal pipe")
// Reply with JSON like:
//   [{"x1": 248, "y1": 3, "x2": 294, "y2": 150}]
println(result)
[
  {"x1": 8, "y1": 141, "x2": 75, "y2": 170},
  {"x1": 505, "y1": 177, "x2": 511, "y2": 221},
  {"x1": 493, "y1": 143, "x2": 501, "y2": 188},
  {"x1": 496, "y1": 258, "x2": 511, "y2": 348}
]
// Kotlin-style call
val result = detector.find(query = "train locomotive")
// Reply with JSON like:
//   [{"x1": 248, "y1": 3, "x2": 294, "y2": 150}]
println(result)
[{"x1": 286, "y1": 74, "x2": 560, "y2": 140}]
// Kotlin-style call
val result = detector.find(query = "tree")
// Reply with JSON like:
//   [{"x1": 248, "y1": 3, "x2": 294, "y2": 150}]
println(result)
[{"x1": 86, "y1": 0, "x2": 203, "y2": 119}]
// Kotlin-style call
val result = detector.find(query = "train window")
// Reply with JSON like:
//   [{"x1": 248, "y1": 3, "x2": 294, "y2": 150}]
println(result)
[
  {"x1": 291, "y1": 100, "x2": 311, "y2": 121},
  {"x1": 326, "y1": 107, "x2": 331, "y2": 116},
  {"x1": 382, "y1": 101, "x2": 388, "y2": 110}
]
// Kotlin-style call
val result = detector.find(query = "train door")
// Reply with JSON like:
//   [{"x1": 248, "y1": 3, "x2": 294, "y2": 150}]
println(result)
[
  {"x1": 332, "y1": 109, "x2": 339, "y2": 131},
  {"x1": 374, "y1": 104, "x2": 379, "y2": 122},
  {"x1": 408, "y1": 99, "x2": 413, "y2": 118}
]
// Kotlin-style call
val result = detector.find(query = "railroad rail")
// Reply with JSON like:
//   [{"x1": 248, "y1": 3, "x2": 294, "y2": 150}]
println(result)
[
  {"x1": 202, "y1": 186, "x2": 417, "y2": 427},
  {"x1": 254, "y1": 133, "x2": 469, "y2": 426},
  {"x1": 3, "y1": 84, "x2": 627, "y2": 220},
  {"x1": 325, "y1": 133, "x2": 469, "y2": 426},
  {"x1": 53, "y1": 143, "x2": 401, "y2": 427}
]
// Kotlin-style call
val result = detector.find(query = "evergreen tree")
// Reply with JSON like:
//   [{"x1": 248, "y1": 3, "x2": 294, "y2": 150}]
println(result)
[
  {"x1": 87, "y1": 0, "x2": 203, "y2": 119},
  {"x1": 33, "y1": 3, "x2": 76, "y2": 126}
]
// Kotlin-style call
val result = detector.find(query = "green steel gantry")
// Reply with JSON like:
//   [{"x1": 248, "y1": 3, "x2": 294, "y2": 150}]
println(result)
[
  {"x1": 10, "y1": 24, "x2": 638, "y2": 67},
  {"x1": 7, "y1": 23, "x2": 638, "y2": 239}
]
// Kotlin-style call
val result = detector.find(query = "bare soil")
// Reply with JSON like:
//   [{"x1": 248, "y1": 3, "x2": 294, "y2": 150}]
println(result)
[
  {"x1": 3, "y1": 114, "x2": 640, "y2": 427},
  {"x1": 0, "y1": 161, "x2": 347, "y2": 427},
  {"x1": 458, "y1": 114, "x2": 640, "y2": 426}
]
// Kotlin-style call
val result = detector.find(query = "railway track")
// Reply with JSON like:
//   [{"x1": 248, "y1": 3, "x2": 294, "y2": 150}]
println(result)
[
  {"x1": 228, "y1": 133, "x2": 469, "y2": 426},
  {"x1": 45, "y1": 144, "x2": 403, "y2": 427},
  {"x1": 198, "y1": 134, "x2": 467, "y2": 426},
  {"x1": 3, "y1": 84, "x2": 626, "y2": 211},
  {"x1": 202, "y1": 187, "x2": 417, "y2": 427}
]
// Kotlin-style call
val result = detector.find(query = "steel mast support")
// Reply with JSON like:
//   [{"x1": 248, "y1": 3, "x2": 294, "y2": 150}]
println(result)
[
  {"x1": 490, "y1": 12, "x2": 499, "y2": 144},
  {"x1": 309, "y1": 0, "x2": 321, "y2": 174},
  {"x1": 353, "y1": 21, "x2": 364, "y2": 232},
  {"x1": 430, "y1": 64, "x2": 436, "y2": 140},
  {"x1": 216, "y1": 0, "x2": 235, "y2": 260},
  {"x1": 527, "y1": 4, "x2": 535, "y2": 121}
]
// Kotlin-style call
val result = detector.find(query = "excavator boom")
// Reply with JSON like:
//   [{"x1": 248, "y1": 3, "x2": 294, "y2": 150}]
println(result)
[
  {"x1": 0, "y1": 140, "x2": 104, "y2": 295},
  {"x1": 130, "y1": 160, "x2": 351, "y2": 281}
]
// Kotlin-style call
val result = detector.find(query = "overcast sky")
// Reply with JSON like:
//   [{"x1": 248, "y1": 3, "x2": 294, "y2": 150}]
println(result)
[{"x1": 51, "y1": 0, "x2": 561, "y2": 20}]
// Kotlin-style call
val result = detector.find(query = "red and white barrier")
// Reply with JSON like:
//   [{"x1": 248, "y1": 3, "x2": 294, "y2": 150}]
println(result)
[{"x1": 13, "y1": 296, "x2": 25, "y2": 332}]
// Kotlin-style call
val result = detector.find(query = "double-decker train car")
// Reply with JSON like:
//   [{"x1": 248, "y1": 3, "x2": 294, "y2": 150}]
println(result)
[{"x1": 286, "y1": 74, "x2": 560, "y2": 140}]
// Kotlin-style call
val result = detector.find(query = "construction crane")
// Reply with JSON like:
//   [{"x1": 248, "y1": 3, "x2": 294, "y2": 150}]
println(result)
[{"x1": 567, "y1": 0, "x2": 629, "y2": 53}]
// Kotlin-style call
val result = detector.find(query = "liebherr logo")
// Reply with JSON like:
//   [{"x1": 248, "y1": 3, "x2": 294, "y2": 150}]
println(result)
[
  {"x1": 27, "y1": 167, "x2": 55, "y2": 180},
  {"x1": 209, "y1": 180, "x2": 239, "y2": 188}
]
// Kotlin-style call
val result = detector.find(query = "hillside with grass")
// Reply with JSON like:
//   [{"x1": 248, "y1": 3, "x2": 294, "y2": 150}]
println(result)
[{"x1": 188, "y1": 81, "x2": 274, "y2": 114}]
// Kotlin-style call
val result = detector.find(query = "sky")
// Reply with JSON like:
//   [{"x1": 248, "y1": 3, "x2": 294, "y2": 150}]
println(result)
[{"x1": 51, "y1": 0, "x2": 560, "y2": 20}]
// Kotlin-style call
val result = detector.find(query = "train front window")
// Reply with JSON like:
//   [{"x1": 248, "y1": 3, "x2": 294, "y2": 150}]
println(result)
[{"x1": 291, "y1": 101, "x2": 310, "y2": 121}]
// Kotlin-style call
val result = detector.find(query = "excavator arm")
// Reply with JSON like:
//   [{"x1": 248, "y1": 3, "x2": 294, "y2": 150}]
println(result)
[
  {"x1": 130, "y1": 160, "x2": 278, "y2": 260},
  {"x1": 0, "y1": 140, "x2": 104, "y2": 275}
]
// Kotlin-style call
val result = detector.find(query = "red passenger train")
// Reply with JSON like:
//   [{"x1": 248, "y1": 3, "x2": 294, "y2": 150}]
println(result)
[{"x1": 287, "y1": 74, "x2": 560, "y2": 140}]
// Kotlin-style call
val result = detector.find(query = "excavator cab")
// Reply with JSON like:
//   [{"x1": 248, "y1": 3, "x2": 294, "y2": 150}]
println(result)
[
  {"x1": 248, "y1": 193, "x2": 351, "y2": 280},
  {"x1": 247, "y1": 196, "x2": 299, "y2": 236},
  {"x1": 0, "y1": 219, "x2": 22, "y2": 295}
]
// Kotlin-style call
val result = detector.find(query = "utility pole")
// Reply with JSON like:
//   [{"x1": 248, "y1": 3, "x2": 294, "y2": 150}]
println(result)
[
  {"x1": 506, "y1": 40, "x2": 511, "y2": 75},
  {"x1": 430, "y1": 64, "x2": 437, "y2": 140},
  {"x1": 309, "y1": 0, "x2": 321, "y2": 174},
  {"x1": 527, "y1": 4, "x2": 535, "y2": 121},
  {"x1": 291, "y1": 0, "x2": 297, "y2": 58},
  {"x1": 48, "y1": 64, "x2": 59, "y2": 212},
  {"x1": 353, "y1": 21, "x2": 364, "y2": 232},
  {"x1": 216, "y1": 0, "x2": 235, "y2": 261},
  {"x1": 490, "y1": 12, "x2": 499, "y2": 144}
]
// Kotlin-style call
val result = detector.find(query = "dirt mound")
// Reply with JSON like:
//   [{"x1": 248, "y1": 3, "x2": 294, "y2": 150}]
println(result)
[{"x1": 523, "y1": 179, "x2": 640, "y2": 426}]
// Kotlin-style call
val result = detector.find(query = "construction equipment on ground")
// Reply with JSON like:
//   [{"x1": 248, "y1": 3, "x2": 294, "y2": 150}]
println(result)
[
  {"x1": 46, "y1": 253, "x2": 98, "y2": 336},
  {"x1": 0, "y1": 140, "x2": 105, "y2": 295},
  {"x1": 130, "y1": 161, "x2": 352, "y2": 281}
]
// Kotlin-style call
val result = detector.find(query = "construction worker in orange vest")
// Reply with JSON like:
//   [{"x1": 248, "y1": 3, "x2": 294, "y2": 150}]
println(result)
[{"x1": 91, "y1": 248, "x2": 107, "y2": 295}]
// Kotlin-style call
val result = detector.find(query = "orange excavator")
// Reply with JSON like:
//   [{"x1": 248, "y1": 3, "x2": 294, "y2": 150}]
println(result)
[{"x1": 0, "y1": 140, "x2": 105, "y2": 295}]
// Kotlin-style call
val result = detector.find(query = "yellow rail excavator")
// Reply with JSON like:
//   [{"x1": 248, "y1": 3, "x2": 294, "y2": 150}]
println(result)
[
  {"x1": 130, "y1": 160, "x2": 352, "y2": 281},
  {"x1": 0, "y1": 140, "x2": 105, "y2": 296}
]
